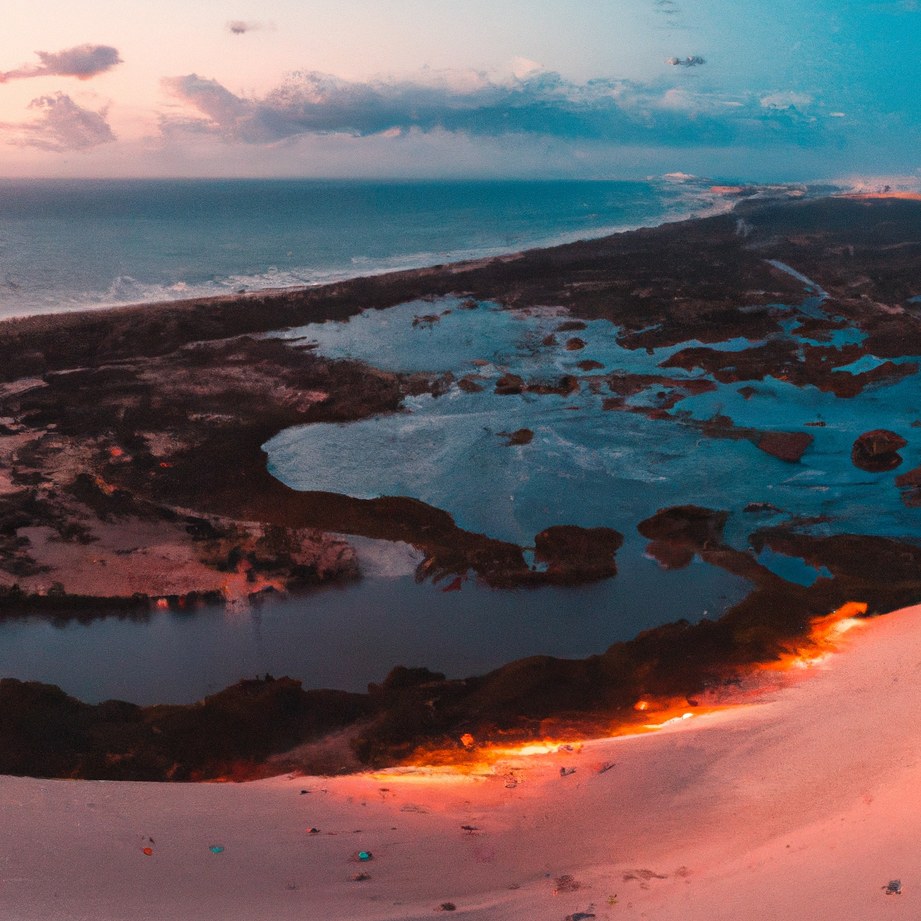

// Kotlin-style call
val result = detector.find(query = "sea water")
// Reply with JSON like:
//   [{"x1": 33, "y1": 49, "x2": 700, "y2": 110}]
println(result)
[
  {"x1": 0, "y1": 177, "x2": 834, "y2": 703},
  {"x1": 0, "y1": 176, "x2": 737, "y2": 320}
]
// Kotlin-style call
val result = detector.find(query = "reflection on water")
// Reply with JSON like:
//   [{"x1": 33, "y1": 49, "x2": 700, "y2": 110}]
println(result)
[{"x1": 0, "y1": 543, "x2": 749, "y2": 705}]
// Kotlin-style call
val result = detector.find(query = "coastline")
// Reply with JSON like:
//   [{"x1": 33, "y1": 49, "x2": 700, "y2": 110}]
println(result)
[
  {"x1": 0, "y1": 176, "x2": 755, "y2": 322},
  {"x1": 1, "y1": 600, "x2": 919, "y2": 920},
  {"x1": 1, "y1": 193, "x2": 921, "y2": 778}
]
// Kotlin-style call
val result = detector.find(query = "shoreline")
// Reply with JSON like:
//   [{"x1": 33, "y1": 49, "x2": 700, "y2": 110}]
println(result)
[
  {"x1": 0, "y1": 176, "x2": 807, "y2": 324},
  {"x1": 1, "y1": 600, "x2": 919, "y2": 920},
  {"x1": 1, "y1": 193, "x2": 921, "y2": 778}
]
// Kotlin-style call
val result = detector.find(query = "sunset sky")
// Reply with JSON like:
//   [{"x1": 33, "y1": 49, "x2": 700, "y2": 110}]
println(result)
[{"x1": 1, "y1": 0, "x2": 919, "y2": 180}]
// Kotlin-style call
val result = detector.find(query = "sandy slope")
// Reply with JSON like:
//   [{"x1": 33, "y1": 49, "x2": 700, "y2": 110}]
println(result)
[{"x1": 3, "y1": 603, "x2": 921, "y2": 920}]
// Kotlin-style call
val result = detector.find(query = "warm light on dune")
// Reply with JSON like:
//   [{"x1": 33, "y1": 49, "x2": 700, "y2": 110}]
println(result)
[
  {"x1": 758, "y1": 601, "x2": 869, "y2": 673},
  {"x1": 401, "y1": 602, "x2": 871, "y2": 774},
  {"x1": 644, "y1": 711, "x2": 696, "y2": 729}
]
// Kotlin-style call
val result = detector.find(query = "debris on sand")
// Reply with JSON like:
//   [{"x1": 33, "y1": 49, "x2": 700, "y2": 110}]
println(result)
[
  {"x1": 553, "y1": 874, "x2": 582, "y2": 894},
  {"x1": 623, "y1": 869, "x2": 667, "y2": 882}
]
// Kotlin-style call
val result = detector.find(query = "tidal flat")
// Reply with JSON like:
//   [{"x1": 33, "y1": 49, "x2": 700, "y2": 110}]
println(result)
[{"x1": 1, "y1": 193, "x2": 921, "y2": 779}]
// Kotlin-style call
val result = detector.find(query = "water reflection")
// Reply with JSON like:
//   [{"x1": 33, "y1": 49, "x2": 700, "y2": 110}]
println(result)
[{"x1": 0, "y1": 541, "x2": 749, "y2": 705}]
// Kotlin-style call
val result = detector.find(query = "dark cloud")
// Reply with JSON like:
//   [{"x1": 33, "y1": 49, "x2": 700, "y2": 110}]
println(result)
[
  {"x1": 0, "y1": 44, "x2": 122, "y2": 83},
  {"x1": 666, "y1": 56, "x2": 706, "y2": 67},
  {"x1": 161, "y1": 69, "x2": 829, "y2": 150},
  {"x1": 1, "y1": 93, "x2": 116, "y2": 151},
  {"x1": 226, "y1": 20, "x2": 272, "y2": 34}
]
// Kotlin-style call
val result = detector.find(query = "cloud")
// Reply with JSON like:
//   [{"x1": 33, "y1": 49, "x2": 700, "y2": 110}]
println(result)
[
  {"x1": 226, "y1": 20, "x2": 273, "y2": 34},
  {"x1": 1, "y1": 93, "x2": 116, "y2": 151},
  {"x1": 760, "y1": 91, "x2": 813, "y2": 110},
  {"x1": 666, "y1": 56, "x2": 705, "y2": 67},
  {"x1": 160, "y1": 68, "x2": 831, "y2": 150},
  {"x1": 0, "y1": 44, "x2": 121, "y2": 83}
]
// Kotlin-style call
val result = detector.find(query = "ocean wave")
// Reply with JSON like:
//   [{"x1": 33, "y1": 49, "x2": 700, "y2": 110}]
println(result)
[
  {"x1": 0, "y1": 176, "x2": 849, "y2": 320},
  {"x1": 831, "y1": 173, "x2": 921, "y2": 196}
]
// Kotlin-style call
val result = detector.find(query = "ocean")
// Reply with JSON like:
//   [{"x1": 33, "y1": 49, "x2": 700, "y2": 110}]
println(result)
[{"x1": 0, "y1": 176, "x2": 747, "y2": 320}]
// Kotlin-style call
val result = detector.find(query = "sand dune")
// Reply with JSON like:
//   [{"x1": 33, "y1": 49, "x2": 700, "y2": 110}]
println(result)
[{"x1": 2, "y1": 602, "x2": 919, "y2": 919}]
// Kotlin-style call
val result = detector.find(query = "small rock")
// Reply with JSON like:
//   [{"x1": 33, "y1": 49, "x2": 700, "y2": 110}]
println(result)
[
  {"x1": 499, "y1": 428, "x2": 534, "y2": 447},
  {"x1": 852, "y1": 429, "x2": 907, "y2": 472},
  {"x1": 885, "y1": 879, "x2": 902, "y2": 895},
  {"x1": 895, "y1": 465, "x2": 921, "y2": 487},
  {"x1": 457, "y1": 376, "x2": 484, "y2": 393},
  {"x1": 743, "y1": 502, "x2": 783, "y2": 514},
  {"x1": 756, "y1": 431, "x2": 813, "y2": 463},
  {"x1": 495, "y1": 373, "x2": 525, "y2": 395}
]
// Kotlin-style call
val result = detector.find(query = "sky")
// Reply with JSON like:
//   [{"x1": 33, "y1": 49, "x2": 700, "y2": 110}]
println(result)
[{"x1": 0, "y1": 0, "x2": 919, "y2": 181}]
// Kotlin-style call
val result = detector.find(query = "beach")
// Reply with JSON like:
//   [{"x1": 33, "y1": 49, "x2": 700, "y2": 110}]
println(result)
[{"x1": 0, "y1": 599, "x2": 918, "y2": 920}]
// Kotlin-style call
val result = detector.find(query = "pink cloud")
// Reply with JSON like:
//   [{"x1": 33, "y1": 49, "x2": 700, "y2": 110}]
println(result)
[
  {"x1": 0, "y1": 44, "x2": 122, "y2": 83},
  {"x1": 1, "y1": 93, "x2": 116, "y2": 151}
]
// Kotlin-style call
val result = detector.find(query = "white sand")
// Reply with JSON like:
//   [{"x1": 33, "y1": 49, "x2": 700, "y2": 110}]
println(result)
[{"x1": 4, "y1": 604, "x2": 921, "y2": 920}]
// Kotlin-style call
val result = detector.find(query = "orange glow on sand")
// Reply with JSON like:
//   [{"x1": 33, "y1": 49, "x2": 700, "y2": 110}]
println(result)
[
  {"x1": 403, "y1": 602, "x2": 870, "y2": 775},
  {"x1": 756, "y1": 601, "x2": 868, "y2": 672}
]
